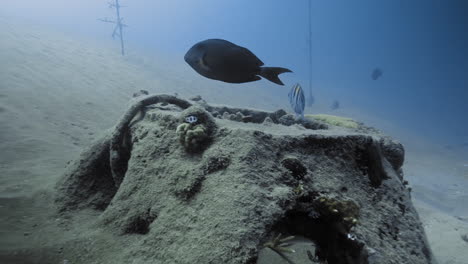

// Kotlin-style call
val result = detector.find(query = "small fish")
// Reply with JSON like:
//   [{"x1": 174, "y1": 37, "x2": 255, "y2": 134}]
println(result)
[
  {"x1": 346, "y1": 233, "x2": 357, "y2": 241},
  {"x1": 185, "y1": 116, "x2": 198, "y2": 124},
  {"x1": 330, "y1": 100, "x2": 340, "y2": 110},
  {"x1": 184, "y1": 39, "x2": 292, "y2": 85},
  {"x1": 288, "y1": 83, "x2": 305, "y2": 119},
  {"x1": 371, "y1": 68, "x2": 383, "y2": 80}
]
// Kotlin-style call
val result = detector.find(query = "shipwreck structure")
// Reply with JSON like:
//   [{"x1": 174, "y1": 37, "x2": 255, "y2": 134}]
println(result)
[
  {"x1": 99, "y1": 0, "x2": 127, "y2": 56},
  {"x1": 56, "y1": 94, "x2": 435, "y2": 264}
]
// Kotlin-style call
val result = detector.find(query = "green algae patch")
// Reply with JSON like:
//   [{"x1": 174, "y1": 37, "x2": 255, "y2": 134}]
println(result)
[{"x1": 306, "y1": 114, "x2": 359, "y2": 129}]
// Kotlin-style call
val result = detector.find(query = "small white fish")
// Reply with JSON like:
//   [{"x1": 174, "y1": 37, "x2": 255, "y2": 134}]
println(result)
[
  {"x1": 185, "y1": 115, "x2": 198, "y2": 124},
  {"x1": 288, "y1": 83, "x2": 305, "y2": 119}
]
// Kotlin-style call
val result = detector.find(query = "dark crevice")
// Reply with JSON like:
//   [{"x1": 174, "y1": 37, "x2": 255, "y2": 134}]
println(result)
[
  {"x1": 281, "y1": 156, "x2": 308, "y2": 180},
  {"x1": 267, "y1": 206, "x2": 367, "y2": 264},
  {"x1": 124, "y1": 210, "x2": 157, "y2": 235}
]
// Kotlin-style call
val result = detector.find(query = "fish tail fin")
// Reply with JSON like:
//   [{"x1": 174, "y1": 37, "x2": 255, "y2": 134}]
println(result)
[{"x1": 259, "y1": 67, "x2": 292, "y2": 85}]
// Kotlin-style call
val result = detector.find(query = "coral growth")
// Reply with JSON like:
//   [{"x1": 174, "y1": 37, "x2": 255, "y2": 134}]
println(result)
[
  {"x1": 176, "y1": 106, "x2": 217, "y2": 152},
  {"x1": 313, "y1": 197, "x2": 360, "y2": 231},
  {"x1": 176, "y1": 123, "x2": 207, "y2": 150}
]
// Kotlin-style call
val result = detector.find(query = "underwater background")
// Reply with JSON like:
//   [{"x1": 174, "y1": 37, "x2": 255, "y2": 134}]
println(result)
[
  {"x1": 1, "y1": 0, "x2": 467, "y2": 263},
  {"x1": 3, "y1": 0, "x2": 467, "y2": 145}
]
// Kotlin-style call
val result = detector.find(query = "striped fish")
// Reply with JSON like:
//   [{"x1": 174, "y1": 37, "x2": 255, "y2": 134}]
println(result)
[{"x1": 288, "y1": 83, "x2": 305, "y2": 119}]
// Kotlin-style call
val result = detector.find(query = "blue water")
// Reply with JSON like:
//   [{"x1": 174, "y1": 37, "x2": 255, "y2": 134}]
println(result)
[{"x1": 2, "y1": 0, "x2": 466, "y2": 146}]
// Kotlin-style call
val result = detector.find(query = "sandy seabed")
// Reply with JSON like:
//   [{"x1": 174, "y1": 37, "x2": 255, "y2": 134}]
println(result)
[{"x1": 0, "y1": 17, "x2": 467, "y2": 264}]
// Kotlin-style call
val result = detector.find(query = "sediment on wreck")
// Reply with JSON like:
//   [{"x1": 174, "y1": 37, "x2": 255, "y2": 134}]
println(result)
[{"x1": 55, "y1": 94, "x2": 435, "y2": 264}]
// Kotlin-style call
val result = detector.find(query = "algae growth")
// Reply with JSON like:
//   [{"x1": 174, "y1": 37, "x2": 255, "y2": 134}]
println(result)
[{"x1": 306, "y1": 114, "x2": 359, "y2": 129}]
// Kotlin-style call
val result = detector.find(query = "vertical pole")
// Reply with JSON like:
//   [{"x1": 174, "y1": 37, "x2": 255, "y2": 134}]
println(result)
[
  {"x1": 115, "y1": 0, "x2": 125, "y2": 56},
  {"x1": 307, "y1": 0, "x2": 313, "y2": 107}
]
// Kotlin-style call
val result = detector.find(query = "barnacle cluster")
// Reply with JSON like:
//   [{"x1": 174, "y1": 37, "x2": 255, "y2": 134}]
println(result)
[{"x1": 314, "y1": 197, "x2": 360, "y2": 230}]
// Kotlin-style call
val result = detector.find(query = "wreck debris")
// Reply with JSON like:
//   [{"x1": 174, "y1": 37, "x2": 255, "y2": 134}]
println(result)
[
  {"x1": 110, "y1": 94, "x2": 192, "y2": 187},
  {"x1": 55, "y1": 93, "x2": 435, "y2": 264}
]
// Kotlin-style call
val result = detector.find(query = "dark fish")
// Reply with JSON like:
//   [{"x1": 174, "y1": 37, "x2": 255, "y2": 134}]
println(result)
[
  {"x1": 371, "y1": 68, "x2": 383, "y2": 80},
  {"x1": 288, "y1": 83, "x2": 305, "y2": 119},
  {"x1": 330, "y1": 100, "x2": 340, "y2": 110},
  {"x1": 184, "y1": 39, "x2": 292, "y2": 85}
]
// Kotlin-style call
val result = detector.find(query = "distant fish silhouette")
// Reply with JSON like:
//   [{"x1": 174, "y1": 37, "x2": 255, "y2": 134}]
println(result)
[
  {"x1": 330, "y1": 100, "x2": 340, "y2": 110},
  {"x1": 288, "y1": 83, "x2": 305, "y2": 119},
  {"x1": 444, "y1": 142, "x2": 468, "y2": 150},
  {"x1": 371, "y1": 68, "x2": 383, "y2": 80},
  {"x1": 184, "y1": 39, "x2": 292, "y2": 85}
]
